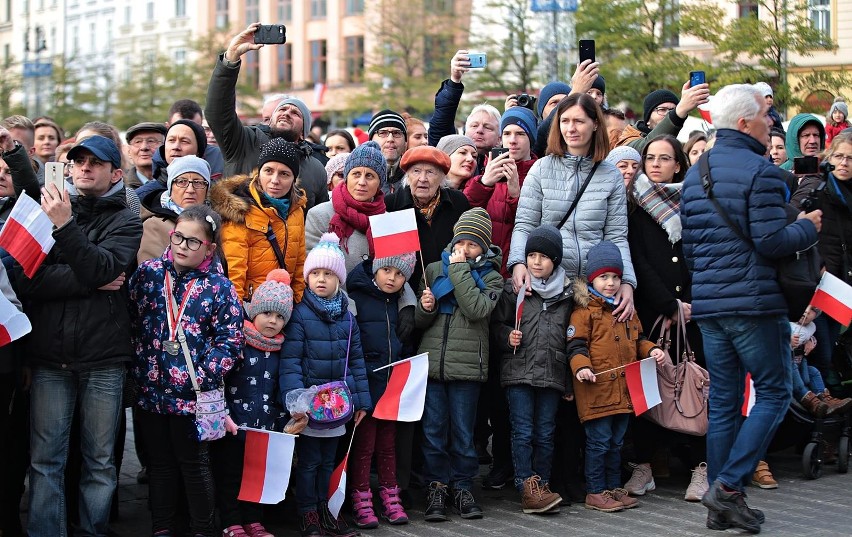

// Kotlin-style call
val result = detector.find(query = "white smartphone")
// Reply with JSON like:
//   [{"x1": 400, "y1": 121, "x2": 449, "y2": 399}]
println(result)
[{"x1": 45, "y1": 162, "x2": 65, "y2": 199}]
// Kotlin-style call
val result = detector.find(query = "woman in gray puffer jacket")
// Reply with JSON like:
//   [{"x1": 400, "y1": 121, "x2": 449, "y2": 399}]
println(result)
[{"x1": 508, "y1": 93, "x2": 636, "y2": 321}]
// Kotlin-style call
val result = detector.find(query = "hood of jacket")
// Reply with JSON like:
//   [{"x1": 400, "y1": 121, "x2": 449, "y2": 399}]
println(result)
[
  {"x1": 782, "y1": 114, "x2": 826, "y2": 169},
  {"x1": 210, "y1": 173, "x2": 306, "y2": 225},
  {"x1": 139, "y1": 183, "x2": 178, "y2": 220}
]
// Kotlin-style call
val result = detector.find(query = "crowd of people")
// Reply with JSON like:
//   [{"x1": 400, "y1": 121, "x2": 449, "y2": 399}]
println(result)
[{"x1": 0, "y1": 21, "x2": 851, "y2": 537}]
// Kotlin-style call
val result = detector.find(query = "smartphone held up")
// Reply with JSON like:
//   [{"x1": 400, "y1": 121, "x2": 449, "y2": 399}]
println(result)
[{"x1": 254, "y1": 24, "x2": 286, "y2": 45}]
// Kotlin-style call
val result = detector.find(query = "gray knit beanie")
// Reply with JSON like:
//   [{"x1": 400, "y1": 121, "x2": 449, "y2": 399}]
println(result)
[
  {"x1": 372, "y1": 252, "x2": 417, "y2": 281},
  {"x1": 246, "y1": 269, "x2": 294, "y2": 324},
  {"x1": 271, "y1": 98, "x2": 312, "y2": 139},
  {"x1": 605, "y1": 146, "x2": 642, "y2": 168},
  {"x1": 829, "y1": 98, "x2": 848, "y2": 121},
  {"x1": 344, "y1": 141, "x2": 387, "y2": 187},
  {"x1": 436, "y1": 134, "x2": 476, "y2": 157},
  {"x1": 585, "y1": 240, "x2": 623, "y2": 282},
  {"x1": 167, "y1": 155, "x2": 211, "y2": 193}
]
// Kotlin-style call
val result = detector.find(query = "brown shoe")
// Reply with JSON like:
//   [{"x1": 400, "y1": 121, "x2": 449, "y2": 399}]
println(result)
[
  {"x1": 521, "y1": 475, "x2": 562, "y2": 514},
  {"x1": 584, "y1": 491, "x2": 624, "y2": 512},
  {"x1": 820, "y1": 390, "x2": 852, "y2": 416},
  {"x1": 610, "y1": 488, "x2": 639, "y2": 508},
  {"x1": 751, "y1": 460, "x2": 778, "y2": 489},
  {"x1": 541, "y1": 483, "x2": 562, "y2": 513},
  {"x1": 801, "y1": 391, "x2": 829, "y2": 418}
]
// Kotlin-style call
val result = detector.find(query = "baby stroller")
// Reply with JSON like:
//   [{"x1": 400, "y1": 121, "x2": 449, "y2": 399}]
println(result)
[{"x1": 786, "y1": 402, "x2": 851, "y2": 479}]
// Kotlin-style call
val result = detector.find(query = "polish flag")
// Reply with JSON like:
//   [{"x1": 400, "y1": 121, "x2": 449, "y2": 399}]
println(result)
[
  {"x1": 328, "y1": 452, "x2": 349, "y2": 519},
  {"x1": 698, "y1": 101, "x2": 713, "y2": 124},
  {"x1": 625, "y1": 357, "x2": 662, "y2": 415},
  {"x1": 0, "y1": 292, "x2": 31, "y2": 347},
  {"x1": 810, "y1": 272, "x2": 852, "y2": 326},
  {"x1": 742, "y1": 373, "x2": 756, "y2": 417},
  {"x1": 238, "y1": 428, "x2": 296, "y2": 504},
  {"x1": 372, "y1": 353, "x2": 428, "y2": 422},
  {"x1": 314, "y1": 83, "x2": 327, "y2": 106},
  {"x1": 0, "y1": 193, "x2": 56, "y2": 278},
  {"x1": 369, "y1": 209, "x2": 420, "y2": 258},
  {"x1": 515, "y1": 288, "x2": 525, "y2": 326}
]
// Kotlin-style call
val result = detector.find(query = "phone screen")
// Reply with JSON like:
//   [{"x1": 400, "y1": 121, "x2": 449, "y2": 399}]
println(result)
[
  {"x1": 689, "y1": 71, "x2": 706, "y2": 87},
  {"x1": 579, "y1": 40, "x2": 595, "y2": 64},
  {"x1": 45, "y1": 162, "x2": 65, "y2": 199}
]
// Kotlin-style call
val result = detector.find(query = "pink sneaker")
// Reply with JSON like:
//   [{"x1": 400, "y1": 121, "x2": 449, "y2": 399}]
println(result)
[
  {"x1": 379, "y1": 485, "x2": 409, "y2": 525},
  {"x1": 350, "y1": 489, "x2": 379, "y2": 529},
  {"x1": 222, "y1": 525, "x2": 249, "y2": 537},
  {"x1": 242, "y1": 522, "x2": 274, "y2": 537}
]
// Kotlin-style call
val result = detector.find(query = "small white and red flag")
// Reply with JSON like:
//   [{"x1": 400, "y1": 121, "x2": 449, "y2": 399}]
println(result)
[
  {"x1": 314, "y1": 83, "x2": 327, "y2": 106},
  {"x1": 0, "y1": 292, "x2": 30, "y2": 347},
  {"x1": 515, "y1": 287, "x2": 525, "y2": 326},
  {"x1": 369, "y1": 209, "x2": 420, "y2": 258},
  {"x1": 698, "y1": 101, "x2": 713, "y2": 124},
  {"x1": 0, "y1": 193, "x2": 56, "y2": 278},
  {"x1": 237, "y1": 428, "x2": 296, "y2": 504},
  {"x1": 810, "y1": 271, "x2": 852, "y2": 326},
  {"x1": 742, "y1": 373, "x2": 756, "y2": 417},
  {"x1": 372, "y1": 353, "x2": 429, "y2": 422},
  {"x1": 625, "y1": 357, "x2": 662, "y2": 415},
  {"x1": 328, "y1": 445, "x2": 352, "y2": 518}
]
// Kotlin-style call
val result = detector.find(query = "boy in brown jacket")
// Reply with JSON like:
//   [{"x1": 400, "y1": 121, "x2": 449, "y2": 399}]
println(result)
[{"x1": 566, "y1": 241, "x2": 664, "y2": 513}]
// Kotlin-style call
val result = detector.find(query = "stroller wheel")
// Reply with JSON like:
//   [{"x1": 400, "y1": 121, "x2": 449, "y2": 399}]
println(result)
[
  {"x1": 803, "y1": 442, "x2": 822, "y2": 479},
  {"x1": 838, "y1": 437, "x2": 849, "y2": 474}
]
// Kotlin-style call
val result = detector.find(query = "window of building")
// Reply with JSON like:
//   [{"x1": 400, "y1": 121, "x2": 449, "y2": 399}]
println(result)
[
  {"x1": 176, "y1": 0, "x2": 186, "y2": 17},
  {"x1": 124, "y1": 6, "x2": 131, "y2": 25},
  {"x1": 737, "y1": 0, "x2": 758, "y2": 18},
  {"x1": 809, "y1": 0, "x2": 831, "y2": 36},
  {"x1": 345, "y1": 35, "x2": 364, "y2": 83},
  {"x1": 662, "y1": 0, "x2": 679, "y2": 47},
  {"x1": 90, "y1": 22, "x2": 96, "y2": 53},
  {"x1": 424, "y1": 35, "x2": 451, "y2": 76},
  {"x1": 246, "y1": 0, "x2": 259, "y2": 22},
  {"x1": 3, "y1": 44, "x2": 9, "y2": 68},
  {"x1": 278, "y1": 0, "x2": 292, "y2": 22},
  {"x1": 106, "y1": 19, "x2": 112, "y2": 47},
  {"x1": 277, "y1": 43, "x2": 292, "y2": 84},
  {"x1": 424, "y1": 0, "x2": 453, "y2": 13},
  {"x1": 345, "y1": 0, "x2": 364, "y2": 15},
  {"x1": 174, "y1": 49, "x2": 186, "y2": 65},
  {"x1": 72, "y1": 25, "x2": 79, "y2": 55},
  {"x1": 244, "y1": 50, "x2": 260, "y2": 88},
  {"x1": 215, "y1": 0, "x2": 228, "y2": 28},
  {"x1": 147, "y1": 1, "x2": 154, "y2": 21},
  {"x1": 310, "y1": 39, "x2": 327, "y2": 83},
  {"x1": 804, "y1": 90, "x2": 835, "y2": 113},
  {"x1": 311, "y1": 0, "x2": 327, "y2": 19}
]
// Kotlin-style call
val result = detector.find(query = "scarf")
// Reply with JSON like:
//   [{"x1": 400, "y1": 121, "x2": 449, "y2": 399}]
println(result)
[
  {"x1": 632, "y1": 173, "x2": 683, "y2": 244},
  {"x1": 587, "y1": 283, "x2": 620, "y2": 308},
  {"x1": 430, "y1": 250, "x2": 492, "y2": 314},
  {"x1": 829, "y1": 173, "x2": 852, "y2": 214},
  {"x1": 329, "y1": 180, "x2": 386, "y2": 252},
  {"x1": 261, "y1": 191, "x2": 291, "y2": 220},
  {"x1": 413, "y1": 190, "x2": 441, "y2": 224},
  {"x1": 243, "y1": 320, "x2": 284, "y2": 352},
  {"x1": 530, "y1": 266, "x2": 566, "y2": 303},
  {"x1": 160, "y1": 190, "x2": 185, "y2": 216},
  {"x1": 308, "y1": 289, "x2": 344, "y2": 318}
]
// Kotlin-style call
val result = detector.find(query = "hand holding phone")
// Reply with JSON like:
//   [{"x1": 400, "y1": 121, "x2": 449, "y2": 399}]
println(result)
[
  {"x1": 468, "y1": 53, "x2": 487, "y2": 69},
  {"x1": 689, "y1": 70, "x2": 706, "y2": 88},
  {"x1": 579, "y1": 40, "x2": 596, "y2": 64},
  {"x1": 45, "y1": 162, "x2": 65, "y2": 200}
]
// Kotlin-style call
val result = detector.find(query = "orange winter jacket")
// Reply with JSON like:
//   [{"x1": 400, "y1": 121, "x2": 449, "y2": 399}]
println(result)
[{"x1": 211, "y1": 174, "x2": 306, "y2": 302}]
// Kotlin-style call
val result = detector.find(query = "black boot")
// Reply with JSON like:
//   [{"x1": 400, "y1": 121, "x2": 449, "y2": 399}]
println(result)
[
  {"x1": 453, "y1": 488, "x2": 483, "y2": 519},
  {"x1": 425, "y1": 481, "x2": 449, "y2": 522}
]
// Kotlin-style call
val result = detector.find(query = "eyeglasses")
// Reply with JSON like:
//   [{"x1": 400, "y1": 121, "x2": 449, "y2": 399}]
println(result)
[
  {"x1": 830, "y1": 153, "x2": 852, "y2": 164},
  {"x1": 172, "y1": 178, "x2": 209, "y2": 190},
  {"x1": 653, "y1": 106, "x2": 676, "y2": 115},
  {"x1": 169, "y1": 230, "x2": 208, "y2": 251},
  {"x1": 130, "y1": 137, "x2": 164, "y2": 147},
  {"x1": 375, "y1": 129, "x2": 404, "y2": 140},
  {"x1": 72, "y1": 156, "x2": 108, "y2": 167},
  {"x1": 644, "y1": 154, "x2": 675, "y2": 163},
  {"x1": 332, "y1": 171, "x2": 344, "y2": 180},
  {"x1": 408, "y1": 167, "x2": 438, "y2": 179}
]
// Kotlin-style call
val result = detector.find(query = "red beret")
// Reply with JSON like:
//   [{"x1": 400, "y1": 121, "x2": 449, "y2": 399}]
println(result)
[{"x1": 400, "y1": 145, "x2": 451, "y2": 175}]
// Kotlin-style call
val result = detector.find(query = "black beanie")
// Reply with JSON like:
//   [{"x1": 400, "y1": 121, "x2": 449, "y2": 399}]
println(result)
[
  {"x1": 258, "y1": 138, "x2": 301, "y2": 178},
  {"x1": 592, "y1": 75, "x2": 606, "y2": 95},
  {"x1": 643, "y1": 89, "x2": 680, "y2": 124},
  {"x1": 159, "y1": 119, "x2": 208, "y2": 160},
  {"x1": 525, "y1": 225, "x2": 563, "y2": 268}
]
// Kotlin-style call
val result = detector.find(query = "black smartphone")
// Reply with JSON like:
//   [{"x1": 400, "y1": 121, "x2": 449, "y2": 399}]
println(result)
[
  {"x1": 579, "y1": 40, "x2": 595, "y2": 64},
  {"x1": 794, "y1": 156, "x2": 819, "y2": 175},
  {"x1": 490, "y1": 147, "x2": 509, "y2": 160},
  {"x1": 689, "y1": 70, "x2": 706, "y2": 87},
  {"x1": 254, "y1": 24, "x2": 286, "y2": 45}
]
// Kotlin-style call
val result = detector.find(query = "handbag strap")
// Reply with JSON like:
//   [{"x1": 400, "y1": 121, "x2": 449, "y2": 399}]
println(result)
[
  {"x1": 341, "y1": 312, "x2": 353, "y2": 380},
  {"x1": 170, "y1": 291, "x2": 201, "y2": 393},
  {"x1": 265, "y1": 227, "x2": 288, "y2": 269},
  {"x1": 557, "y1": 161, "x2": 601, "y2": 230},
  {"x1": 672, "y1": 299, "x2": 694, "y2": 364},
  {"x1": 698, "y1": 152, "x2": 754, "y2": 248}
]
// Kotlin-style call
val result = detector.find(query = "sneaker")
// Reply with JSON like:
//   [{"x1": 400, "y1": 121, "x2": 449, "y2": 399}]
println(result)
[
  {"x1": 298, "y1": 511, "x2": 322, "y2": 537},
  {"x1": 350, "y1": 489, "x2": 379, "y2": 529},
  {"x1": 482, "y1": 465, "x2": 513, "y2": 490},
  {"x1": 701, "y1": 480, "x2": 761, "y2": 534},
  {"x1": 378, "y1": 485, "x2": 409, "y2": 525},
  {"x1": 223, "y1": 525, "x2": 249, "y2": 537},
  {"x1": 623, "y1": 462, "x2": 655, "y2": 496},
  {"x1": 584, "y1": 491, "x2": 624, "y2": 512},
  {"x1": 520, "y1": 475, "x2": 562, "y2": 514},
  {"x1": 685, "y1": 462, "x2": 709, "y2": 502},
  {"x1": 452, "y1": 488, "x2": 483, "y2": 519},
  {"x1": 610, "y1": 488, "x2": 639, "y2": 509},
  {"x1": 707, "y1": 505, "x2": 766, "y2": 529},
  {"x1": 424, "y1": 482, "x2": 449, "y2": 522},
  {"x1": 242, "y1": 523, "x2": 274, "y2": 537},
  {"x1": 319, "y1": 502, "x2": 359, "y2": 537},
  {"x1": 751, "y1": 460, "x2": 777, "y2": 489}
]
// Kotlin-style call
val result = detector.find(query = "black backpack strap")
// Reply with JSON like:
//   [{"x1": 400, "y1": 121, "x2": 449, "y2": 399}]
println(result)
[
  {"x1": 265, "y1": 227, "x2": 288, "y2": 269},
  {"x1": 557, "y1": 161, "x2": 601, "y2": 230},
  {"x1": 699, "y1": 152, "x2": 754, "y2": 248}
]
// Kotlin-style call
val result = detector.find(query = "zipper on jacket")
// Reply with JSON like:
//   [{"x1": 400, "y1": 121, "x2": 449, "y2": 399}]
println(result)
[
  {"x1": 440, "y1": 315, "x2": 450, "y2": 381},
  {"x1": 386, "y1": 299, "x2": 392, "y2": 384}
]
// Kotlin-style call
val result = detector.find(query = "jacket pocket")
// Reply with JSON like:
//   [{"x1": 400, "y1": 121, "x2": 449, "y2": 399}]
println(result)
[{"x1": 588, "y1": 375, "x2": 621, "y2": 408}]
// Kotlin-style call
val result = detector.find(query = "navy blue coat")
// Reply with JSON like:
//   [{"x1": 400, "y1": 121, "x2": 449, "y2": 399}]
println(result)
[
  {"x1": 428, "y1": 79, "x2": 465, "y2": 147},
  {"x1": 681, "y1": 129, "x2": 819, "y2": 319},
  {"x1": 347, "y1": 260, "x2": 404, "y2": 403},
  {"x1": 279, "y1": 291, "x2": 372, "y2": 411},
  {"x1": 226, "y1": 343, "x2": 285, "y2": 431}
]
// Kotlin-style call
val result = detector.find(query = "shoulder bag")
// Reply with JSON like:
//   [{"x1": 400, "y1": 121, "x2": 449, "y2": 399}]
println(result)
[{"x1": 308, "y1": 312, "x2": 355, "y2": 429}]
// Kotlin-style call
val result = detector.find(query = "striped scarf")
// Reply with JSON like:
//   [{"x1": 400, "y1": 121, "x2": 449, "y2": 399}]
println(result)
[{"x1": 632, "y1": 173, "x2": 682, "y2": 244}]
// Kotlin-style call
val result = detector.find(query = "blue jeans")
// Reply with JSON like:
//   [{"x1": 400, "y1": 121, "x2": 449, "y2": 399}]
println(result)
[
  {"x1": 295, "y1": 435, "x2": 339, "y2": 514},
  {"x1": 791, "y1": 356, "x2": 826, "y2": 400},
  {"x1": 421, "y1": 380, "x2": 481, "y2": 490},
  {"x1": 583, "y1": 414, "x2": 629, "y2": 494},
  {"x1": 28, "y1": 365, "x2": 124, "y2": 537},
  {"x1": 505, "y1": 385, "x2": 561, "y2": 489},
  {"x1": 698, "y1": 315, "x2": 792, "y2": 492}
]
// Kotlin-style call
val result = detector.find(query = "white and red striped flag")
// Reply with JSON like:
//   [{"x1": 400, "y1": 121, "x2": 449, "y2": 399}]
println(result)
[
  {"x1": 237, "y1": 428, "x2": 296, "y2": 504},
  {"x1": 742, "y1": 373, "x2": 756, "y2": 417},
  {"x1": 810, "y1": 272, "x2": 852, "y2": 326},
  {"x1": 515, "y1": 287, "x2": 525, "y2": 326},
  {"x1": 372, "y1": 353, "x2": 428, "y2": 422},
  {"x1": 698, "y1": 101, "x2": 713, "y2": 124},
  {"x1": 0, "y1": 193, "x2": 56, "y2": 277},
  {"x1": 0, "y1": 292, "x2": 30, "y2": 347},
  {"x1": 328, "y1": 429, "x2": 358, "y2": 519},
  {"x1": 369, "y1": 209, "x2": 420, "y2": 258},
  {"x1": 625, "y1": 357, "x2": 662, "y2": 415}
]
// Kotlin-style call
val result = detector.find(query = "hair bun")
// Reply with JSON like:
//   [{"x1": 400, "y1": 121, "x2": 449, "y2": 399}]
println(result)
[{"x1": 266, "y1": 268, "x2": 291, "y2": 285}]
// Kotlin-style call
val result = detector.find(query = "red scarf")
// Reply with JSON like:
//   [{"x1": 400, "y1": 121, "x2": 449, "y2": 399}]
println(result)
[{"x1": 329, "y1": 180, "x2": 386, "y2": 253}]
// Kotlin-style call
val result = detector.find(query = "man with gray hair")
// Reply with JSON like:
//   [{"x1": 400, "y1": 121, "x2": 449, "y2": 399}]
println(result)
[{"x1": 681, "y1": 84, "x2": 822, "y2": 533}]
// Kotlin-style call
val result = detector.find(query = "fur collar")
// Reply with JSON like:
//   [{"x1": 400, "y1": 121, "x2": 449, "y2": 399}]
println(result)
[{"x1": 210, "y1": 174, "x2": 305, "y2": 225}]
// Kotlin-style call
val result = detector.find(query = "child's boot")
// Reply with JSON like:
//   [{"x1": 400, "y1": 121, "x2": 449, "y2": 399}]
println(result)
[
  {"x1": 319, "y1": 502, "x2": 359, "y2": 537},
  {"x1": 242, "y1": 523, "x2": 274, "y2": 537},
  {"x1": 378, "y1": 485, "x2": 409, "y2": 525},
  {"x1": 609, "y1": 488, "x2": 639, "y2": 508},
  {"x1": 801, "y1": 391, "x2": 829, "y2": 418},
  {"x1": 584, "y1": 491, "x2": 624, "y2": 512},
  {"x1": 819, "y1": 390, "x2": 852, "y2": 415},
  {"x1": 298, "y1": 511, "x2": 322, "y2": 537},
  {"x1": 350, "y1": 490, "x2": 378, "y2": 529},
  {"x1": 521, "y1": 475, "x2": 562, "y2": 514},
  {"x1": 751, "y1": 460, "x2": 778, "y2": 489}
]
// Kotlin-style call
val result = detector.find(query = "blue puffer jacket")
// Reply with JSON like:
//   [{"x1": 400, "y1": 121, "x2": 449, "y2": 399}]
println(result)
[
  {"x1": 279, "y1": 291, "x2": 372, "y2": 412},
  {"x1": 226, "y1": 341, "x2": 285, "y2": 431},
  {"x1": 129, "y1": 254, "x2": 244, "y2": 415},
  {"x1": 347, "y1": 260, "x2": 404, "y2": 403},
  {"x1": 681, "y1": 129, "x2": 819, "y2": 319}
]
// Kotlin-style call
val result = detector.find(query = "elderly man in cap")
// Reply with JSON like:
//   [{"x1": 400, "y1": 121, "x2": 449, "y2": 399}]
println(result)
[
  {"x1": 125, "y1": 121, "x2": 167, "y2": 188},
  {"x1": 368, "y1": 109, "x2": 408, "y2": 194},
  {"x1": 19, "y1": 135, "x2": 142, "y2": 537},
  {"x1": 205, "y1": 23, "x2": 328, "y2": 211}
]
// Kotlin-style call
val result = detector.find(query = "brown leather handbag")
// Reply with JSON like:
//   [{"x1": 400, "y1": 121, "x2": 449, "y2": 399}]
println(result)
[{"x1": 643, "y1": 301, "x2": 710, "y2": 436}]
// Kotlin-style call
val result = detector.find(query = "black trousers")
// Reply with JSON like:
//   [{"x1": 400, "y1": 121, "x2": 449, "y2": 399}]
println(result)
[{"x1": 211, "y1": 432, "x2": 264, "y2": 528}]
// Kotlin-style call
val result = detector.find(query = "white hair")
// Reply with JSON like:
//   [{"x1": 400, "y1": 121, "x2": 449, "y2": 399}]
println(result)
[
  {"x1": 465, "y1": 104, "x2": 501, "y2": 129},
  {"x1": 710, "y1": 84, "x2": 762, "y2": 130}
]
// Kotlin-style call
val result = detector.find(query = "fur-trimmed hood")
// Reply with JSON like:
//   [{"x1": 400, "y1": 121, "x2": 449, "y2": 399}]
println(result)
[
  {"x1": 210, "y1": 173, "x2": 305, "y2": 225},
  {"x1": 572, "y1": 277, "x2": 592, "y2": 308}
]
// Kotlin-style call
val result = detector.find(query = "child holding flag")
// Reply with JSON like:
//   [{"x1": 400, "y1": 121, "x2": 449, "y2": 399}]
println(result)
[
  {"x1": 212, "y1": 269, "x2": 294, "y2": 537},
  {"x1": 492, "y1": 225, "x2": 572, "y2": 514},
  {"x1": 345, "y1": 251, "x2": 418, "y2": 528},
  {"x1": 566, "y1": 241, "x2": 664, "y2": 513}
]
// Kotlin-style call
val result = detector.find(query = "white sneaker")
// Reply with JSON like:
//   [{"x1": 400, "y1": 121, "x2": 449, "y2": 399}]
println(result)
[
  {"x1": 623, "y1": 462, "x2": 655, "y2": 496},
  {"x1": 684, "y1": 462, "x2": 708, "y2": 502}
]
